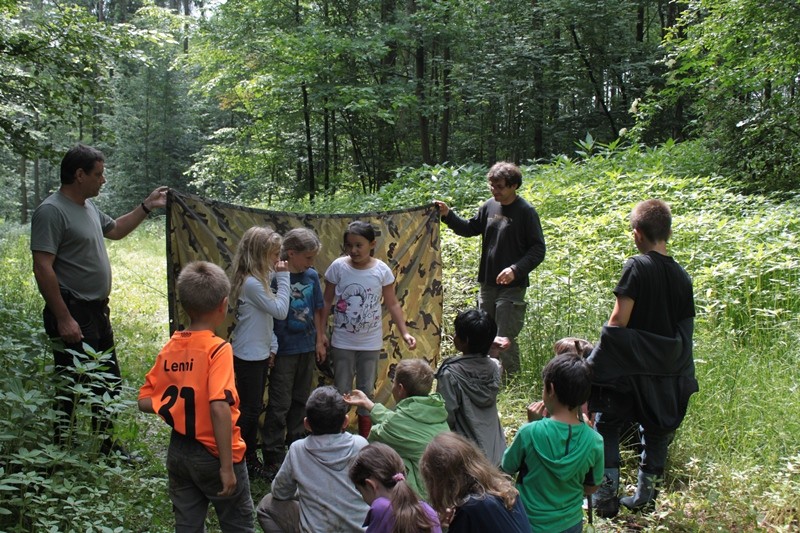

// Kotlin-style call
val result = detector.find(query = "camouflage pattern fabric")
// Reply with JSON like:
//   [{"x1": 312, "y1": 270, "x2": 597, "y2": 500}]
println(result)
[{"x1": 166, "y1": 189, "x2": 443, "y2": 407}]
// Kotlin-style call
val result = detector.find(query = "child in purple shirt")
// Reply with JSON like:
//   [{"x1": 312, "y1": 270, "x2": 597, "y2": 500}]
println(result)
[{"x1": 350, "y1": 443, "x2": 441, "y2": 533}]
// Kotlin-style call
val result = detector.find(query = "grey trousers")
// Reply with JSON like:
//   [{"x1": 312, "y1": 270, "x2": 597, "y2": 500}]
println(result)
[
  {"x1": 331, "y1": 347, "x2": 380, "y2": 416},
  {"x1": 479, "y1": 284, "x2": 527, "y2": 375},
  {"x1": 256, "y1": 493, "x2": 300, "y2": 533},
  {"x1": 167, "y1": 431, "x2": 254, "y2": 533},
  {"x1": 261, "y1": 351, "x2": 315, "y2": 463}
]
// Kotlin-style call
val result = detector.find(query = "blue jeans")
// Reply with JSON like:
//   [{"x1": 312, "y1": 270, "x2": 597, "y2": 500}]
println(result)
[
  {"x1": 167, "y1": 431, "x2": 254, "y2": 532},
  {"x1": 331, "y1": 347, "x2": 379, "y2": 416},
  {"x1": 479, "y1": 285, "x2": 527, "y2": 375}
]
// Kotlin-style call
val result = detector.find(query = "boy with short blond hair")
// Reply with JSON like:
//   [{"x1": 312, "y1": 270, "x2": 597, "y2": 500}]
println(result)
[
  {"x1": 344, "y1": 358, "x2": 449, "y2": 498},
  {"x1": 138, "y1": 261, "x2": 254, "y2": 532}
]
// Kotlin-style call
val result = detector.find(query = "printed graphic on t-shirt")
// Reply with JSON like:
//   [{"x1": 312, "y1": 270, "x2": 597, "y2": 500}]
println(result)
[
  {"x1": 333, "y1": 282, "x2": 381, "y2": 333},
  {"x1": 288, "y1": 281, "x2": 315, "y2": 333}
]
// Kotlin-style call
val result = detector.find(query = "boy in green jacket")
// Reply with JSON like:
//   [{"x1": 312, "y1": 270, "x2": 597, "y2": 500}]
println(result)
[
  {"x1": 344, "y1": 358, "x2": 449, "y2": 498},
  {"x1": 502, "y1": 354, "x2": 604, "y2": 533}
]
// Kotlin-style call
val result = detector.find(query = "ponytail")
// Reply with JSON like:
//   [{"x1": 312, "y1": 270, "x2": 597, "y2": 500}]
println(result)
[
  {"x1": 350, "y1": 443, "x2": 437, "y2": 533},
  {"x1": 388, "y1": 471, "x2": 435, "y2": 533}
]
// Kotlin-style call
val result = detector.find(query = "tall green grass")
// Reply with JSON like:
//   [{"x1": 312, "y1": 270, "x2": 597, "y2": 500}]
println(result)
[{"x1": 1, "y1": 140, "x2": 799, "y2": 530}]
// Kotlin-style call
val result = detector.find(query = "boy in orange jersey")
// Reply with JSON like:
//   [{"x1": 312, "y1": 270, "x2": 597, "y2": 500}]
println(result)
[{"x1": 138, "y1": 261, "x2": 254, "y2": 532}]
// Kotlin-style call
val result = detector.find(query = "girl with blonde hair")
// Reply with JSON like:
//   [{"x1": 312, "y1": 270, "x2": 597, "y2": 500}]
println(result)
[{"x1": 229, "y1": 226, "x2": 290, "y2": 479}]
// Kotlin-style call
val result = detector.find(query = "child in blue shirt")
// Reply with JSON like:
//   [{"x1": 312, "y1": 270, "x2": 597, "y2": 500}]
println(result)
[{"x1": 262, "y1": 227, "x2": 325, "y2": 473}]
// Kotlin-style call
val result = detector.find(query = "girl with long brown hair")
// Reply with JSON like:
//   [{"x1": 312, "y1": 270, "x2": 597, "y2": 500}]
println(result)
[
  {"x1": 420, "y1": 432, "x2": 531, "y2": 533},
  {"x1": 350, "y1": 443, "x2": 441, "y2": 533}
]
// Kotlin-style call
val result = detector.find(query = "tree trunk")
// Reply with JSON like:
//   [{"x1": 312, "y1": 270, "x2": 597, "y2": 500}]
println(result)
[
  {"x1": 569, "y1": 24, "x2": 618, "y2": 138},
  {"x1": 332, "y1": 109, "x2": 339, "y2": 190},
  {"x1": 296, "y1": 0, "x2": 315, "y2": 199},
  {"x1": 302, "y1": 82, "x2": 315, "y2": 201},
  {"x1": 323, "y1": 105, "x2": 330, "y2": 193},
  {"x1": 374, "y1": 0, "x2": 397, "y2": 188},
  {"x1": 183, "y1": 0, "x2": 190, "y2": 52},
  {"x1": 636, "y1": 3, "x2": 645, "y2": 42},
  {"x1": 33, "y1": 157, "x2": 41, "y2": 206},
  {"x1": 416, "y1": 43, "x2": 431, "y2": 165},
  {"x1": 439, "y1": 44, "x2": 451, "y2": 162},
  {"x1": 19, "y1": 156, "x2": 28, "y2": 224}
]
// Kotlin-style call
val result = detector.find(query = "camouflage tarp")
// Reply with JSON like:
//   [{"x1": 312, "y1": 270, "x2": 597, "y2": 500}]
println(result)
[{"x1": 166, "y1": 189, "x2": 443, "y2": 406}]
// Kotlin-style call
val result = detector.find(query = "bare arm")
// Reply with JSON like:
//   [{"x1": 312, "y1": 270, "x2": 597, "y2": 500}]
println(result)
[
  {"x1": 526, "y1": 400, "x2": 548, "y2": 422},
  {"x1": 317, "y1": 281, "x2": 335, "y2": 360},
  {"x1": 137, "y1": 397, "x2": 154, "y2": 414},
  {"x1": 32, "y1": 251, "x2": 82, "y2": 344},
  {"x1": 210, "y1": 400, "x2": 237, "y2": 497},
  {"x1": 608, "y1": 295, "x2": 634, "y2": 327},
  {"x1": 343, "y1": 389, "x2": 375, "y2": 412},
  {"x1": 314, "y1": 306, "x2": 328, "y2": 362},
  {"x1": 382, "y1": 284, "x2": 416, "y2": 350},
  {"x1": 105, "y1": 186, "x2": 168, "y2": 240}
]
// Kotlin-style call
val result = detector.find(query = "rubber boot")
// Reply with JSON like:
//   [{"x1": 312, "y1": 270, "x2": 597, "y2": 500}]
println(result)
[
  {"x1": 357, "y1": 414, "x2": 372, "y2": 438},
  {"x1": 620, "y1": 469, "x2": 659, "y2": 511},
  {"x1": 592, "y1": 468, "x2": 620, "y2": 519}
]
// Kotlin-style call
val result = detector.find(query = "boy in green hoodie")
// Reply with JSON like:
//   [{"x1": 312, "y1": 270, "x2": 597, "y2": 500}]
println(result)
[
  {"x1": 344, "y1": 358, "x2": 449, "y2": 499},
  {"x1": 502, "y1": 354, "x2": 604, "y2": 533}
]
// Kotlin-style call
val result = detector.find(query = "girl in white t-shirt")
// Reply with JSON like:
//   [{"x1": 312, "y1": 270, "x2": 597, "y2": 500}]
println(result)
[{"x1": 321, "y1": 221, "x2": 416, "y2": 437}]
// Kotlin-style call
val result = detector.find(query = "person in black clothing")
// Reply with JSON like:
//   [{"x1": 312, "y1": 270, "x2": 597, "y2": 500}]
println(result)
[
  {"x1": 589, "y1": 199, "x2": 696, "y2": 517},
  {"x1": 434, "y1": 162, "x2": 546, "y2": 377}
]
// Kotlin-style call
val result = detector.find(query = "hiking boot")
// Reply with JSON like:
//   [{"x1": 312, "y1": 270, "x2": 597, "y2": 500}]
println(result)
[
  {"x1": 620, "y1": 469, "x2": 659, "y2": 511},
  {"x1": 262, "y1": 462, "x2": 282, "y2": 481},
  {"x1": 592, "y1": 468, "x2": 620, "y2": 519}
]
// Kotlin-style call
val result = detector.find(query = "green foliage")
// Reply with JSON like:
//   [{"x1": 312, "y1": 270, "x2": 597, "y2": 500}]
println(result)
[
  {"x1": 0, "y1": 1, "x2": 166, "y2": 158},
  {"x1": 100, "y1": 6, "x2": 205, "y2": 216},
  {"x1": 635, "y1": 0, "x2": 800, "y2": 192},
  {"x1": 0, "y1": 224, "x2": 172, "y2": 532},
  {"x1": 3, "y1": 143, "x2": 800, "y2": 529},
  {"x1": 186, "y1": 0, "x2": 675, "y2": 201}
]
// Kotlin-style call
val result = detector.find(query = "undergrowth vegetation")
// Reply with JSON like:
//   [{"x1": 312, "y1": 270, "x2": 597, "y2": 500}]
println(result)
[{"x1": 0, "y1": 140, "x2": 798, "y2": 530}]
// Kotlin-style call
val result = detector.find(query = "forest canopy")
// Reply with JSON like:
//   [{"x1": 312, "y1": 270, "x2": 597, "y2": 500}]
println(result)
[{"x1": 1, "y1": 0, "x2": 799, "y2": 221}]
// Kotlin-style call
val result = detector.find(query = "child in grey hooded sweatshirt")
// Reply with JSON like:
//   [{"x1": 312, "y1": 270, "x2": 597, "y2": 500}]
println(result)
[
  {"x1": 435, "y1": 309, "x2": 505, "y2": 465},
  {"x1": 257, "y1": 386, "x2": 369, "y2": 533}
]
